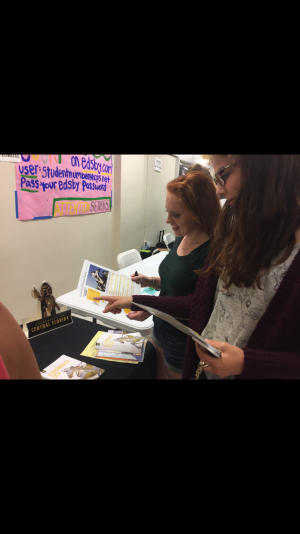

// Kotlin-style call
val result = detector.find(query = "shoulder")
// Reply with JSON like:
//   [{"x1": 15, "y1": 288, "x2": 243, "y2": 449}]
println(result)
[
  {"x1": 173, "y1": 237, "x2": 183, "y2": 249},
  {"x1": 193, "y1": 239, "x2": 211, "y2": 264},
  {"x1": 0, "y1": 302, "x2": 41, "y2": 379},
  {"x1": 165, "y1": 237, "x2": 182, "y2": 256}
]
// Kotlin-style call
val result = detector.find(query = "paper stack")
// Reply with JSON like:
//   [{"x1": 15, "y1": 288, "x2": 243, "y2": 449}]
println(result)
[{"x1": 81, "y1": 330, "x2": 147, "y2": 364}]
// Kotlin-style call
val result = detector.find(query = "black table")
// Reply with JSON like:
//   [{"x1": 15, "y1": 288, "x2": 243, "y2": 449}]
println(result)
[{"x1": 28, "y1": 316, "x2": 156, "y2": 379}]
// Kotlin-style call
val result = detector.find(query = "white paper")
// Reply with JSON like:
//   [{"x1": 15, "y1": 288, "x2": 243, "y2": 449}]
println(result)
[
  {"x1": 77, "y1": 259, "x2": 141, "y2": 301},
  {"x1": 0, "y1": 154, "x2": 21, "y2": 162},
  {"x1": 154, "y1": 157, "x2": 162, "y2": 172}
]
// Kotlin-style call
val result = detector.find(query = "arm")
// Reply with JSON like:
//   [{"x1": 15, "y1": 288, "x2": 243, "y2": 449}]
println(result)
[
  {"x1": 0, "y1": 302, "x2": 42, "y2": 379},
  {"x1": 194, "y1": 340, "x2": 300, "y2": 380},
  {"x1": 148, "y1": 277, "x2": 161, "y2": 290},
  {"x1": 239, "y1": 347, "x2": 300, "y2": 380},
  {"x1": 98, "y1": 293, "x2": 194, "y2": 320},
  {"x1": 130, "y1": 273, "x2": 161, "y2": 290},
  {"x1": 32, "y1": 286, "x2": 43, "y2": 302}
]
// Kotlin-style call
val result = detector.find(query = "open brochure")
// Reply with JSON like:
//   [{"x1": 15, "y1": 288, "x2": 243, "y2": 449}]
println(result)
[
  {"x1": 131, "y1": 302, "x2": 222, "y2": 359},
  {"x1": 77, "y1": 259, "x2": 141, "y2": 303}
]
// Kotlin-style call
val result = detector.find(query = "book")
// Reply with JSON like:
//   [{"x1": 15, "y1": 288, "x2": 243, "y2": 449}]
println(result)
[
  {"x1": 77, "y1": 259, "x2": 141, "y2": 305},
  {"x1": 131, "y1": 303, "x2": 222, "y2": 359},
  {"x1": 80, "y1": 330, "x2": 146, "y2": 364},
  {"x1": 40, "y1": 355, "x2": 105, "y2": 379},
  {"x1": 95, "y1": 331, "x2": 146, "y2": 363},
  {"x1": 95, "y1": 331, "x2": 145, "y2": 354}
]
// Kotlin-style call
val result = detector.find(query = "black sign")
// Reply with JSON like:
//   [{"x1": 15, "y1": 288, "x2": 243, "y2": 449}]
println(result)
[{"x1": 27, "y1": 309, "x2": 73, "y2": 339}]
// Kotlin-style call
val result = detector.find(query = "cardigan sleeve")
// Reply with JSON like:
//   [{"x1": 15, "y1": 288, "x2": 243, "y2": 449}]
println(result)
[
  {"x1": 132, "y1": 294, "x2": 194, "y2": 320},
  {"x1": 237, "y1": 347, "x2": 300, "y2": 379}
]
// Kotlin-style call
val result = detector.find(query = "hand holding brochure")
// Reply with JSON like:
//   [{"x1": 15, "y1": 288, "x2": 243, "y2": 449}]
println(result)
[
  {"x1": 77, "y1": 259, "x2": 141, "y2": 303},
  {"x1": 131, "y1": 302, "x2": 222, "y2": 358}
]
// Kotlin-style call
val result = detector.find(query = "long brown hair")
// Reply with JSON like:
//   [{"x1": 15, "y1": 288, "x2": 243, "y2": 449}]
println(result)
[
  {"x1": 201, "y1": 155, "x2": 300, "y2": 289},
  {"x1": 166, "y1": 171, "x2": 221, "y2": 237}
]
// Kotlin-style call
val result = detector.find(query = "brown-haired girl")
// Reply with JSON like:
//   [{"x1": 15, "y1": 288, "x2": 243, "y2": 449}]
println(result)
[{"x1": 101, "y1": 155, "x2": 300, "y2": 379}]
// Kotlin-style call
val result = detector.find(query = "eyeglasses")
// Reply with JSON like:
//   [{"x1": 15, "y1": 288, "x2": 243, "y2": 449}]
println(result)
[{"x1": 213, "y1": 163, "x2": 236, "y2": 187}]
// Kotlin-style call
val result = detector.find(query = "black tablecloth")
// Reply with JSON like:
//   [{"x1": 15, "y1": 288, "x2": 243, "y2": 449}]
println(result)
[{"x1": 29, "y1": 316, "x2": 156, "y2": 379}]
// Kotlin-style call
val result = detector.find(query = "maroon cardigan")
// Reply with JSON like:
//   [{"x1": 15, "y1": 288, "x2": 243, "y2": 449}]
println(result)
[{"x1": 132, "y1": 249, "x2": 300, "y2": 379}]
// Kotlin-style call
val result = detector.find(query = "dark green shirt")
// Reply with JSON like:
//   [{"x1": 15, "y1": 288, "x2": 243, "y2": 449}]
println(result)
[{"x1": 153, "y1": 237, "x2": 211, "y2": 337}]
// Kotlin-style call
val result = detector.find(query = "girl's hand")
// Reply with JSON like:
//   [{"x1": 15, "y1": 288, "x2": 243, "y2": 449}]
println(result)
[
  {"x1": 195, "y1": 339, "x2": 244, "y2": 378},
  {"x1": 126, "y1": 310, "x2": 151, "y2": 321},
  {"x1": 130, "y1": 272, "x2": 149, "y2": 288},
  {"x1": 94, "y1": 295, "x2": 133, "y2": 314}
]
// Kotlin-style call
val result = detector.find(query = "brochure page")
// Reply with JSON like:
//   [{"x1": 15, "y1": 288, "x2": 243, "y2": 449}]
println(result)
[{"x1": 77, "y1": 259, "x2": 141, "y2": 305}]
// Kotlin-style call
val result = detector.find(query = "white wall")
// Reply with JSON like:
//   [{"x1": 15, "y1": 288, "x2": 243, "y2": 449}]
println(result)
[
  {"x1": 117, "y1": 154, "x2": 177, "y2": 251},
  {"x1": 144, "y1": 155, "x2": 177, "y2": 245},
  {"x1": 119, "y1": 155, "x2": 147, "y2": 256}
]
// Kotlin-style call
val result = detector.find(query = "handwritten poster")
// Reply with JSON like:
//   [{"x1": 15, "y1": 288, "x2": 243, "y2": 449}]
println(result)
[{"x1": 15, "y1": 154, "x2": 113, "y2": 221}]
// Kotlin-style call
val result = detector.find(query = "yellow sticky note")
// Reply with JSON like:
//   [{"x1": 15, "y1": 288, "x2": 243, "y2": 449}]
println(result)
[{"x1": 87, "y1": 288, "x2": 101, "y2": 301}]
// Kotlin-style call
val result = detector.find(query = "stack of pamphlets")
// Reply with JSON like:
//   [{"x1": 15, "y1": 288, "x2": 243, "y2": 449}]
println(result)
[
  {"x1": 41, "y1": 355, "x2": 105, "y2": 379},
  {"x1": 81, "y1": 330, "x2": 147, "y2": 364}
]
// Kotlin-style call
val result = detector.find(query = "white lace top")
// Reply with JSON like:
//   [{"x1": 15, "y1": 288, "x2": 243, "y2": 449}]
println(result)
[{"x1": 201, "y1": 244, "x2": 300, "y2": 379}]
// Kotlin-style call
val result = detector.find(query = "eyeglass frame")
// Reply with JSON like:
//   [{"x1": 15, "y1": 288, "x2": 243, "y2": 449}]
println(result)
[{"x1": 213, "y1": 163, "x2": 237, "y2": 187}]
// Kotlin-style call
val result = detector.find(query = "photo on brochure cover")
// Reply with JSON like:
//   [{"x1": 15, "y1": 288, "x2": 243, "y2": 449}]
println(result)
[
  {"x1": 111, "y1": 333, "x2": 145, "y2": 350},
  {"x1": 60, "y1": 362, "x2": 103, "y2": 380},
  {"x1": 86, "y1": 265, "x2": 109, "y2": 292}
]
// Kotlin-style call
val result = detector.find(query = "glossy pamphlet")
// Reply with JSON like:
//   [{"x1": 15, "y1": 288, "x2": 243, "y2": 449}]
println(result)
[
  {"x1": 133, "y1": 303, "x2": 222, "y2": 358},
  {"x1": 41, "y1": 355, "x2": 105, "y2": 379}
]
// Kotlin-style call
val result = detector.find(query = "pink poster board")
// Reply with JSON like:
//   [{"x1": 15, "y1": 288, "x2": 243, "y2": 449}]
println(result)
[{"x1": 15, "y1": 154, "x2": 113, "y2": 220}]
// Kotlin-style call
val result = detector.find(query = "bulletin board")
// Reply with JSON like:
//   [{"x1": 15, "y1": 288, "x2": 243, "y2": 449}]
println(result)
[{"x1": 15, "y1": 154, "x2": 113, "y2": 220}]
